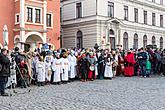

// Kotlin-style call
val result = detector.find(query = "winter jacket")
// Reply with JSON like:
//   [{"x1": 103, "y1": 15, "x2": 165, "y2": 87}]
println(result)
[{"x1": 0, "y1": 53, "x2": 10, "y2": 77}]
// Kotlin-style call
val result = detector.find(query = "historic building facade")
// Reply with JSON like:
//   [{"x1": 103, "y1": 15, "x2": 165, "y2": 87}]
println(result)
[
  {"x1": 61, "y1": 0, "x2": 165, "y2": 50},
  {"x1": 0, "y1": 0, "x2": 60, "y2": 50}
]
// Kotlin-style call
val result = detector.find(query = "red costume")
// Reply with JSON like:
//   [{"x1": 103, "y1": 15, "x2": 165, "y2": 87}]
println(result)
[{"x1": 124, "y1": 52, "x2": 136, "y2": 76}]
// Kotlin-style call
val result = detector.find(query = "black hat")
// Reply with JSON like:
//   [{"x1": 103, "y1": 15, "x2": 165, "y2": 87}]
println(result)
[{"x1": 14, "y1": 47, "x2": 19, "y2": 52}]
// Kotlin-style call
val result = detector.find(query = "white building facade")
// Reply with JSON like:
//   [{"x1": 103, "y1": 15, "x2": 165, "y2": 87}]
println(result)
[{"x1": 61, "y1": 0, "x2": 165, "y2": 50}]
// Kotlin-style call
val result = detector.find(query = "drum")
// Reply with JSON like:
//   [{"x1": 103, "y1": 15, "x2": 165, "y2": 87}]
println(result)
[{"x1": 89, "y1": 65, "x2": 95, "y2": 71}]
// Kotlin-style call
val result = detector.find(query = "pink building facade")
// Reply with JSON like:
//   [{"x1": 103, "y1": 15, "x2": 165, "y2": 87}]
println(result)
[{"x1": 0, "y1": 0, "x2": 60, "y2": 50}]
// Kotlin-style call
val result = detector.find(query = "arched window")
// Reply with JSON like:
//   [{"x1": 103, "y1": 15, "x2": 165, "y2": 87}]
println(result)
[
  {"x1": 109, "y1": 29, "x2": 115, "y2": 50},
  {"x1": 133, "y1": 33, "x2": 138, "y2": 49},
  {"x1": 123, "y1": 32, "x2": 128, "y2": 50},
  {"x1": 160, "y1": 37, "x2": 163, "y2": 49},
  {"x1": 77, "y1": 31, "x2": 83, "y2": 49},
  {"x1": 152, "y1": 36, "x2": 156, "y2": 45},
  {"x1": 143, "y1": 35, "x2": 147, "y2": 48}
]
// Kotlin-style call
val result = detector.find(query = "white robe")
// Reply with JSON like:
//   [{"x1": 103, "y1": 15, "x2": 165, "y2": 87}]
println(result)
[
  {"x1": 68, "y1": 55, "x2": 77, "y2": 79},
  {"x1": 36, "y1": 61, "x2": 45, "y2": 82},
  {"x1": 45, "y1": 61, "x2": 52, "y2": 81},
  {"x1": 104, "y1": 61, "x2": 113, "y2": 78},
  {"x1": 44, "y1": 56, "x2": 53, "y2": 81},
  {"x1": 52, "y1": 58, "x2": 62, "y2": 82},
  {"x1": 94, "y1": 56, "x2": 98, "y2": 76},
  {"x1": 61, "y1": 58, "x2": 70, "y2": 81}
]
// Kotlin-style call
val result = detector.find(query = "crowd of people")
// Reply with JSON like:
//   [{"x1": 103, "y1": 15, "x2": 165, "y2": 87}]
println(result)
[{"x1": 0, "y1": 45, "x2": 165, "y2": 96}]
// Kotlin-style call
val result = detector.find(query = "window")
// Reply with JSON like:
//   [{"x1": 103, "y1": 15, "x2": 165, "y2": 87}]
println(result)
[
  {"x1": 152, "y1": 36, "x2": 156, "y2": 45},
  {"x1": 35, "y1": 9, "x2": 41, "y2": 23},
  {"x1": 144, "y1": 11, "x2": 147, "y2": 24},
  {"x1": 143, "y1": 35, "x2": 147, "y2": 48},
  {"x1": 27, "y1": 7, "x2": 33, "y2": 22},
  {"x1": 108, "y1": 2, "x2": 114, "y2": 17},
  {"x1": 47, "y1": 14, "x2": 52, "y2": 27},
  {"x1": 160, "y1": 0, "x2": 163, "y2": 5},
  {"x1": 77, "y1": 31, "x2": 83, "y2": 48},
  {"x1": 15, "y1": 14, "x2": 19, "y2": 23},
  {"x1": 133, "y1": 34, "x2": 138, "y2": 49},
  {"x1": 123, "y1": 32, "x2": 128, "y2": 50},
  {"x1": 160, "y1": 37, "x2": 163, "y2": 48},
  {"x1": 160, "y1": 15, "x2": 163, "y2": 27},
  {"x1": 124, "y1": 6, "x2": 128, "y2": 21},
  {"x1": 76, "y1": 2, "x2": 82, "y2": 18},
  {"x1": 152, "y1": 13, "x2": 156, "y2": 26},
  {"x1": 109, "y1": 29, "x2": 115, "y2": 50},
  {"x1": 134, "y1": 8, "x2": 138, "y2": 23}
]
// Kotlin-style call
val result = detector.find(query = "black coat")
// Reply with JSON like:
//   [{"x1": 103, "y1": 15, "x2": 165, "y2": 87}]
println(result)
[{"x1": 0, "y1": 53, "x2": 10, "y2": 77}]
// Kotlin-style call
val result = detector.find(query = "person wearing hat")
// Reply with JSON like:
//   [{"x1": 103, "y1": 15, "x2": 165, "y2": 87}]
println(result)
[
  {"x1": 36, "y1": 56, "x2": 45, "y2": 86},
  {"x1": 0, "y1": 48, "x2": 10, "y2": 96}
]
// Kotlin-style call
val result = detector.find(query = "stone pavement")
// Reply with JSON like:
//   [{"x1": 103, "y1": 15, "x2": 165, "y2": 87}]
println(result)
[{"x1": 1, "y1": 76, "x2": 165, "y2": 110}]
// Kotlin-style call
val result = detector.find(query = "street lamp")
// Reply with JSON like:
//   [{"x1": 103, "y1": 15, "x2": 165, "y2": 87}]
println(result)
[{"x1": 3, "y1": 25, "x2": 9, "y2": 49}]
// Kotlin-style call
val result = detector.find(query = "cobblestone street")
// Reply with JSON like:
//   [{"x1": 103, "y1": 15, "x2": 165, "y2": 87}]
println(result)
[{"x1": 1, "y1": 76, "x2": 165, "y2": 110}]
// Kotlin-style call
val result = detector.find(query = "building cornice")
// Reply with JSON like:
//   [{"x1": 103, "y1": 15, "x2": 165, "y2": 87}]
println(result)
[
  {"x1": 126, "y1": 0, "x2": 165, "y2": 11},
  {"x1": 62, "y1": 17, "x2": 165, "y2": 35},
  {"x1": 13, "y1": 28, "x2": 47, "y2": 33}
]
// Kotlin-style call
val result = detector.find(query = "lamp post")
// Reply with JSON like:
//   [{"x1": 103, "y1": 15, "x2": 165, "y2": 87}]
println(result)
[{"x1": 3, "y1": 25, "x2": 9, "y2": 49}]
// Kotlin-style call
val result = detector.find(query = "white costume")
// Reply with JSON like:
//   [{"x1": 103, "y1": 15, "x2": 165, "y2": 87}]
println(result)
[
  {"x1": 52, "y1": 58, "x2": 62, "y2": 82},
  {"x1": 104, "y1": 60, "x2": 113, "y2": 78},
  {"x1": 6, "y1": 59, "x2": 17, "y2": 87},
  {"x1": 68, "y1": 54, "x2": 77, "y2": 79},
  {"x1": 94, "y1": 56, "x2": 98, "y2": 76},
  {"x1": 44, "y1": 55, "x2": 53, "y2": 81},
  {"x1": 61, "y1": 58, "x2": 70, "y2": 81},
  {"x1": 36, "y1": 61, "x2": 45, "y2": 82}
]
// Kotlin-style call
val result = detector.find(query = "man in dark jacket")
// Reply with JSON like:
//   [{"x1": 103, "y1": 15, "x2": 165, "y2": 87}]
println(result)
[
  {"x1": 137, "y1": 48, "x2": 147, "y2": 77},
  {"x1": 0, "y1": 48, "x2": 10, "y2": 96}
]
